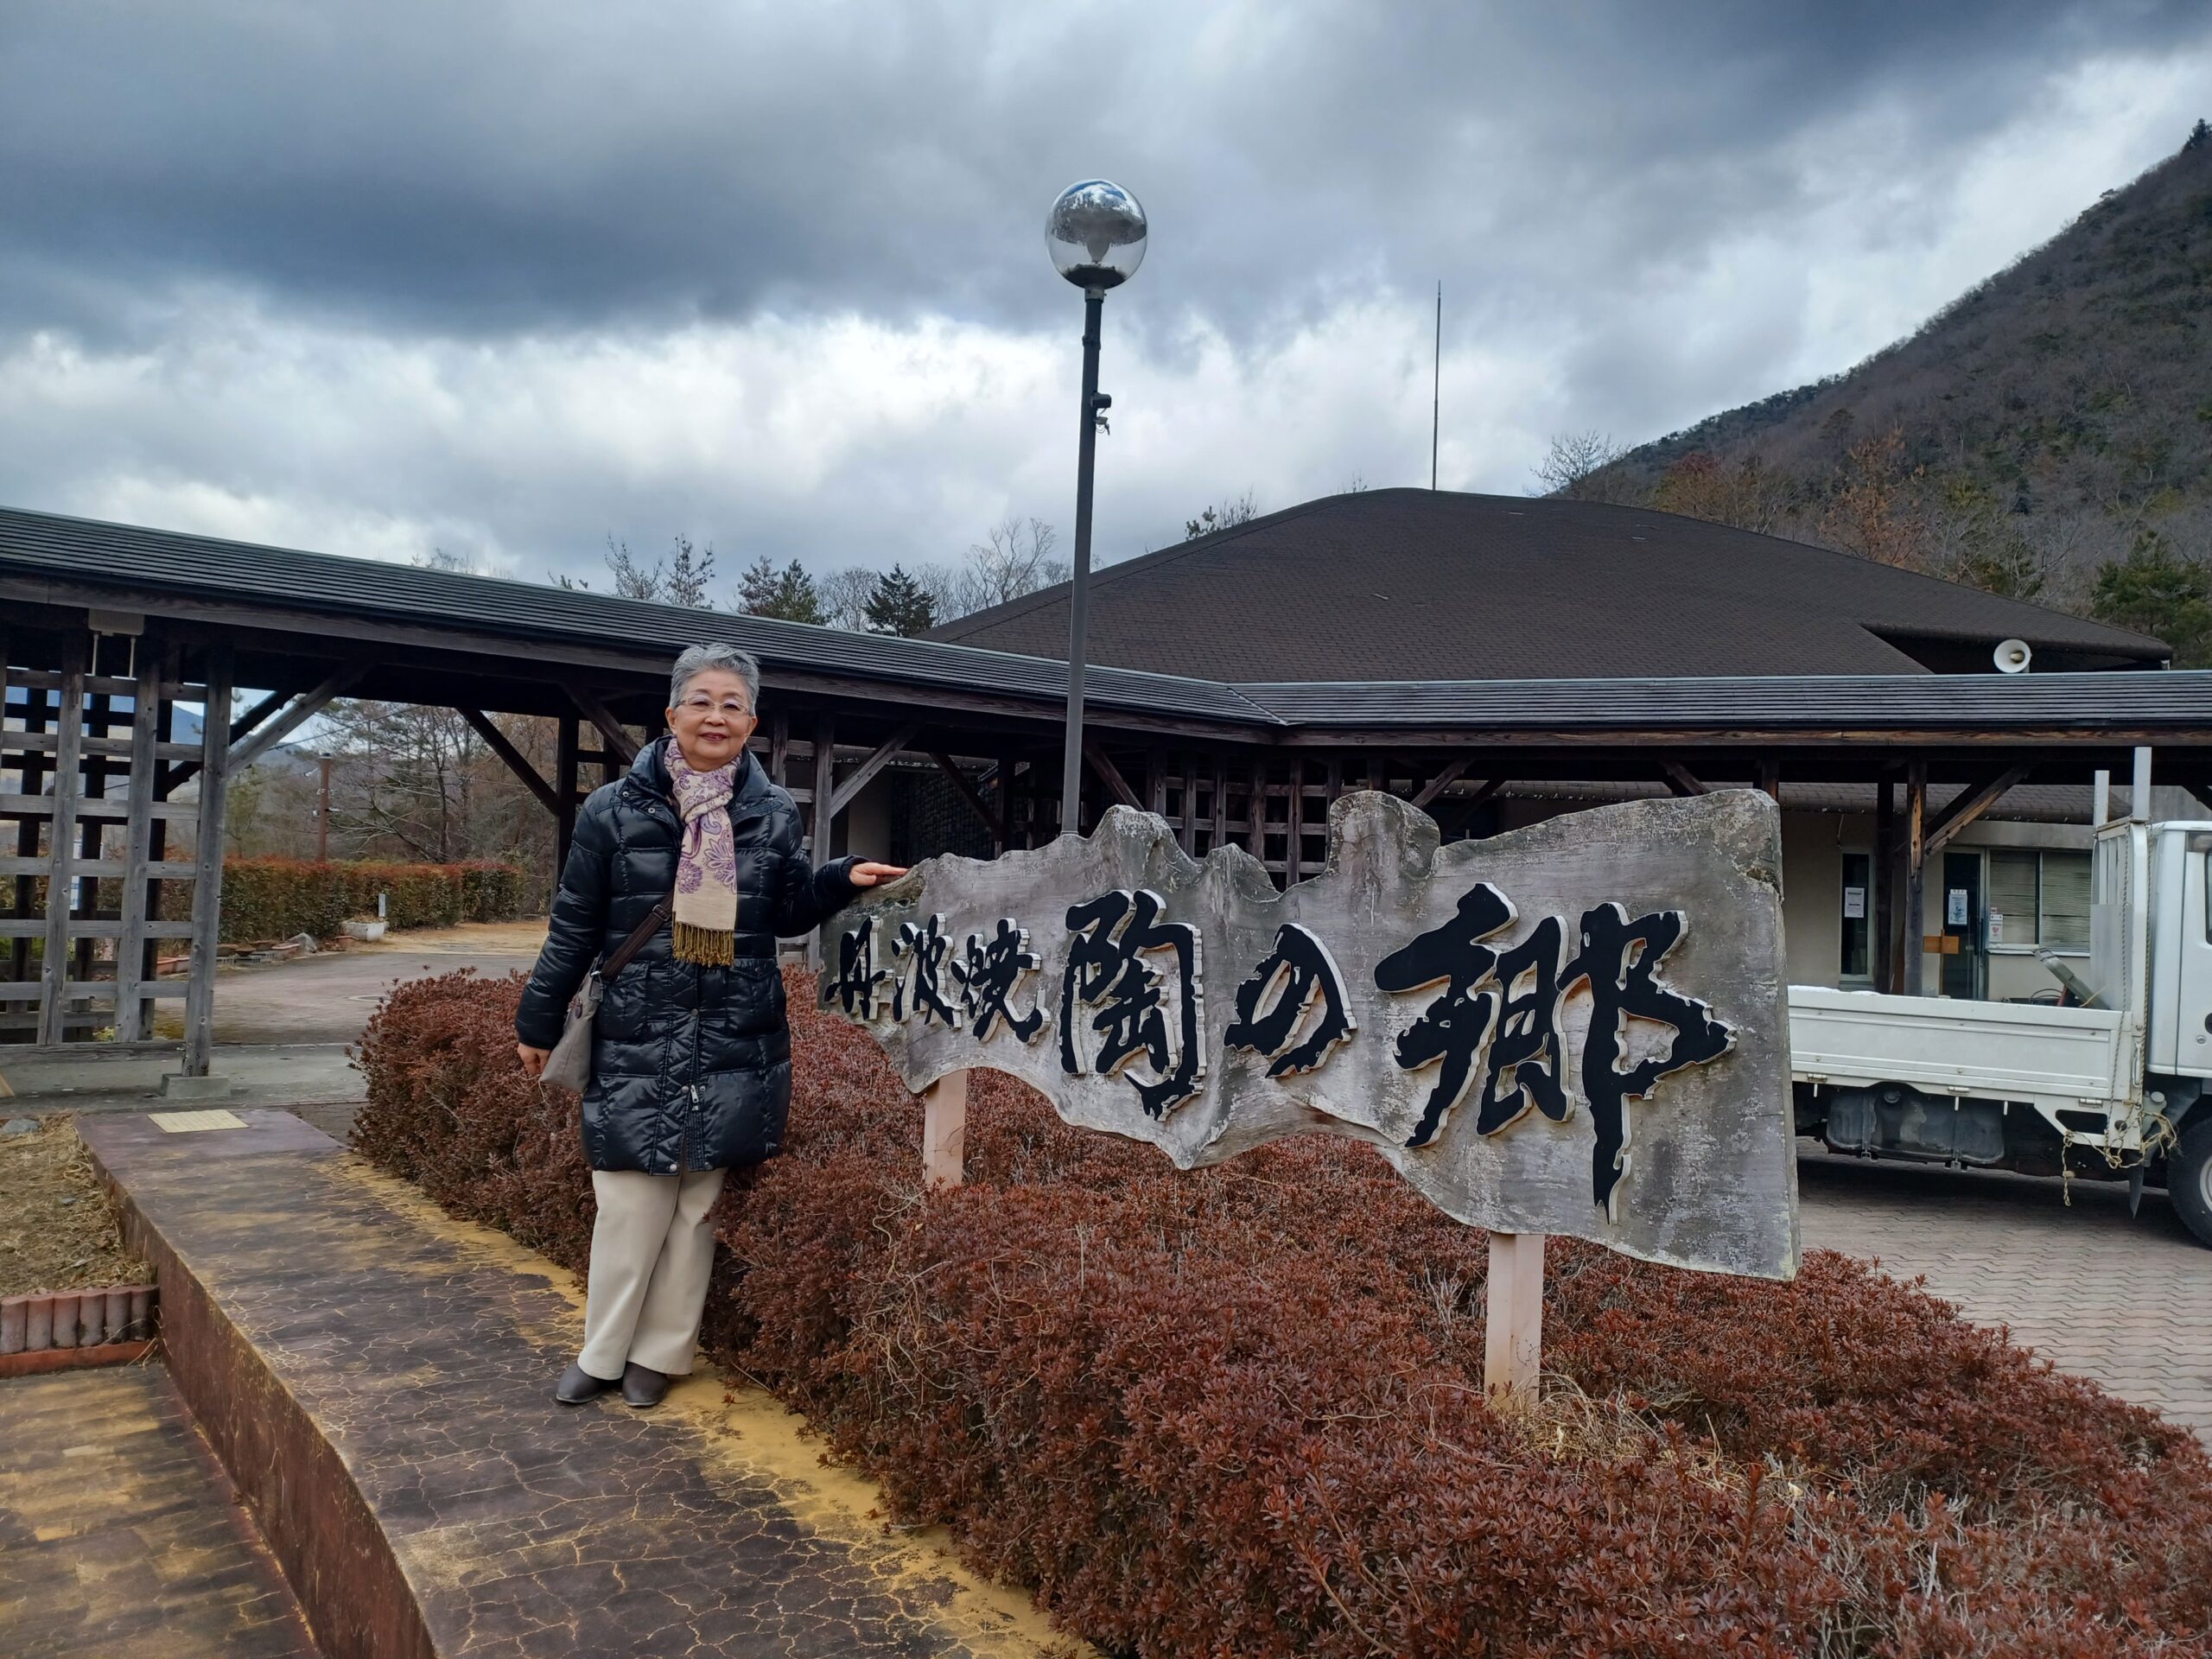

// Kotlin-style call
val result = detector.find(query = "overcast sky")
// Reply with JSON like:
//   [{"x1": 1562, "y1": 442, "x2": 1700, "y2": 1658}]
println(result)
[{"x1": 2, "y1": 3, "x2": 2207, "y2": 590}]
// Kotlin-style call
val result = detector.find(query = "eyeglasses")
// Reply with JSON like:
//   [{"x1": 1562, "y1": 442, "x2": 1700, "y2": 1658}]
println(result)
[{"x1": 677, "y1": 696, "x2": 753, "y2": 717}]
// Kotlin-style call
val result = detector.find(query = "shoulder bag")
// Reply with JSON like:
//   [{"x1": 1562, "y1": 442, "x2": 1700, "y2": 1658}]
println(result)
[{"x1": 538, "y1": 898, "x2": 671, "y2": 1094}]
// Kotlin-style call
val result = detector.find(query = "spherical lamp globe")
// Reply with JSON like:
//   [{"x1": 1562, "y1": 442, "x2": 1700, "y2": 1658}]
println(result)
[{"x1": 1046, "y1": 180, "x2": 1147, "y2": 290}]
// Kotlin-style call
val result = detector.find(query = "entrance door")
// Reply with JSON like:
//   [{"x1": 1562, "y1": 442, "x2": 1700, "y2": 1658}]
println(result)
[{"x1": 1941, "y1": 850, "x2": 1985, "y2": 1000}]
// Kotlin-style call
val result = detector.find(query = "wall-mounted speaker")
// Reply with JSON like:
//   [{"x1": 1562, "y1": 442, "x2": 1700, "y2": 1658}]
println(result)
[{"x1": 1993, "y1": 638, "x2": 2032, "y2": 674}]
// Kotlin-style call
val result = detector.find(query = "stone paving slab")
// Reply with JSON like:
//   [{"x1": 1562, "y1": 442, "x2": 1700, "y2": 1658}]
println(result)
[
  {"x1": 77, "y1": 1109, "x2": 1080, "y2": 1659},
  {"x1": 0, "y1": 1363, "x2": 322, "y2": 1659},
  {"x1": 1797, "y1": 1149, "x2": 2212, "y2": 1443}
]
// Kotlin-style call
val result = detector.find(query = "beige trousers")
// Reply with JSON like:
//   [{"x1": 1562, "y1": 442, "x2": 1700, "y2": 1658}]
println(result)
[{"x1": 576, "y1": 1166, "x2": 728, "y2": 1381}]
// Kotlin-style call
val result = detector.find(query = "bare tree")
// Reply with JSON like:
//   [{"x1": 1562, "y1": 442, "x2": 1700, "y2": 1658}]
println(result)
[
  {"x1": 967, "y1": 517, "x2": 1063, "y2": 608},
  {"x1": 818, "y1": 566, "x2": 880, "y2": 631},
  {"x1": 915, "y1": 518, "x2": 1071, "y2": 622},
  {"x1": 1532, "y1": 431, "x2": 1632, "y2": 499}
]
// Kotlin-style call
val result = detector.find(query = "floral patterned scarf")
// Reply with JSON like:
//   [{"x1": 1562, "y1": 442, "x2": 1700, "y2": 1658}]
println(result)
[{"x1": 664, "y1": 741, "x2": 740, "y2": 966}]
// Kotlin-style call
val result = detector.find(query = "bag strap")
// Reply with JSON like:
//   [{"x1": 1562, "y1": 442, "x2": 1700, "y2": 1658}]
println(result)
[{"x1": 601, "y1": 899, "x2": 671, "y2": 982}]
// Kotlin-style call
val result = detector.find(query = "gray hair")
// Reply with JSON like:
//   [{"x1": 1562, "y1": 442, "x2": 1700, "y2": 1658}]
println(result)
[{"x1": 669, "y1": 642, "x2": 761, "y2": 710}]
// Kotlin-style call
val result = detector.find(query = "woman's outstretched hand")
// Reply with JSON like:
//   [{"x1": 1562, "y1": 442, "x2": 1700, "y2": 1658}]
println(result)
[{"x1": 848, "y1": 861, "x2": 908, "y2": 888}]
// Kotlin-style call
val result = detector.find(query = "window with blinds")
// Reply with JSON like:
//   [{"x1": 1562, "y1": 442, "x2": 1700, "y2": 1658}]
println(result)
[
  {"x1": 2042, "y1": 852, "x2": 2092, "y2": 950},
  {"x1": 1987, "y1": 851, "x2": 2039, "y2": 946},
  {"x1": 1984, "y1": 849, "x2": 2091, "y2": 950}
]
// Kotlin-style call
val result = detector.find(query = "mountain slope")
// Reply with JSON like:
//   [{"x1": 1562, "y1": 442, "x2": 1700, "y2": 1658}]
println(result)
[{"x1": 1595, "y1": 125, "x2": 2212, "y2": 614}]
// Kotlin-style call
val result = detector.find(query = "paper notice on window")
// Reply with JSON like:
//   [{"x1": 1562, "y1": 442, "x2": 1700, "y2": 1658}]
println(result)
[
  {"x1": 1947, "y1": 887, "x2": 1969, "y2": 926},
  {"x1": 1842, "y1": 886, "x2": 1866, "y2": 919},
  {"x1": 1986, "y1": 911, "x2": 2003, "y2": 944}
]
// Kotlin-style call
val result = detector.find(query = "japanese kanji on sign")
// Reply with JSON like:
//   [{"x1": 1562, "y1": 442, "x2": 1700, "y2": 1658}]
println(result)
[{"x1": 819, "y1": 789, "x2": 1798, "y2": 1284}]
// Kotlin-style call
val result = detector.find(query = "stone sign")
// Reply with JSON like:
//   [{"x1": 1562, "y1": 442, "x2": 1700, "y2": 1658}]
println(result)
[{"x1": 819, "y1": 789, "x2": 1797, "y2": 1281}]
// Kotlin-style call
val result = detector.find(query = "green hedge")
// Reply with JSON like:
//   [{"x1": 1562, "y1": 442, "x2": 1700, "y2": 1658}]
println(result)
[{"x1": 158, "y1": 858, "x2": 534, "y2": 942}]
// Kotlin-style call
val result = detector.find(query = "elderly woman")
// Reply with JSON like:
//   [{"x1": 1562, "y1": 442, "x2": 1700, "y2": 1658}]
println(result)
[{"x1": 515, "y1": 643, "x2": 903, "y2": 1408}]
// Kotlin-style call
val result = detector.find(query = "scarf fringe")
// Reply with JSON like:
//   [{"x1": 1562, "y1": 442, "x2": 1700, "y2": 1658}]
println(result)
[{"x1": 671, "y1": 919, "x2": 736, "y2": 966}]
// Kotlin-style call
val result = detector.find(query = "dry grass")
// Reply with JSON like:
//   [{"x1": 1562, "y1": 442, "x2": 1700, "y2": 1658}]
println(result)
[{"x1": 0, "y1": 1115, "x2": 148, "y2": 1296}]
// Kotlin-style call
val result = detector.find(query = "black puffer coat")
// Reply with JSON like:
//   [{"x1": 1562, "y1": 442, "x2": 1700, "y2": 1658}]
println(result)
[{"x1": 515, "y1": 736, "x2": 858, "y2": 1174}]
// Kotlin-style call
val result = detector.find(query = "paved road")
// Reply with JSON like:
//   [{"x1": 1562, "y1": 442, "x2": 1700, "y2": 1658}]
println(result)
[
  {"x1": 1798, "y1": 1148, "x2": 2212, "y2": 1443},
  {"x1": 201, "y1": 921, "x2": 549, "y2": 1046},
  {"x1": 0, "y1": 923, "x2": 546, "y2": 1127}
]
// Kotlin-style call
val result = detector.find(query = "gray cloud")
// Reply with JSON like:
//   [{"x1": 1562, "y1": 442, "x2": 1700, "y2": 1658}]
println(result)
[
  {"x1": 0, "y1": 3, "x2": 2206, "y2": 584},
  {"x1": 4, "y1": 1, "x2": 2203, "y2": 344}
]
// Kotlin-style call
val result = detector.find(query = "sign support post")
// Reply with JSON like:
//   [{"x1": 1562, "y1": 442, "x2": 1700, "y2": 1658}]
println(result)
[
  {"x1": 1483, "y1": 1230, "x2": 1545, "y2": 1402},
  {"x1": 922, "y1": 1071, "x2": 969, "y2": 1190}
]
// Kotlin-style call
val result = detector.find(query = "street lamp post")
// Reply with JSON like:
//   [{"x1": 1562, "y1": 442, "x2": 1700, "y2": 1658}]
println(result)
[{"x1": 1046, "y1": 179, "x2": 1147, "y2": 838}]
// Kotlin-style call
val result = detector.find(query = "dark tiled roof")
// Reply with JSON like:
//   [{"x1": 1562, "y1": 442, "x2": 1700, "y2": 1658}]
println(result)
[
  {"x1": 1235, "y1": 672, "x2": 2211, "y2": 731},
  {"x1": 1498, "y1": 779, "x2": 2170, "y2": 824},
  {"x1": 1, "y1": 504, "x2": 2202, "y2": 741},
  {"x1": 0, "y1": 505, "x2": 1272, "y2": 726},
  {"x1": 931, "y1": 488, "x2": 2168, "y2": 677}
]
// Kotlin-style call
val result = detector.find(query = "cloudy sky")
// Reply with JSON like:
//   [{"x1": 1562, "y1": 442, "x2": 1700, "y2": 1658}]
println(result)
[{"x1": 2, "y1": 3, "x2": 2207, "y2": 590}]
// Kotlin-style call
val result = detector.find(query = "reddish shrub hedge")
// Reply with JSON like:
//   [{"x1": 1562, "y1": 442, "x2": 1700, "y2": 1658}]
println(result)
[
  {"x1": 354, "y1": 967, "x2": 2212, "y2": 1657},
  {"x1": 162, "y1": 856, "x2": 533, "y2": 941}
]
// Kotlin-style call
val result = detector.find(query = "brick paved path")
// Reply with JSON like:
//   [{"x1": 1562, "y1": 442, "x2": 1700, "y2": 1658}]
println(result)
[{"x1": 1797, "y1": 1148, "x2": 2212, "y2": 1443}]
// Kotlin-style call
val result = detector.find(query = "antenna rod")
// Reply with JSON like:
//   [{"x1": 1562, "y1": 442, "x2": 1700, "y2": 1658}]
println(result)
[{"x1": 1431, "y1": 282, "x2": 1441, "y2": 491}]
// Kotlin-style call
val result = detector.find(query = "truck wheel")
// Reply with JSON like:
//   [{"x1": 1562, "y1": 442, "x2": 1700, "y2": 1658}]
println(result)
[{"x1": 2172, "y1": 1116, "x2": 2212, "y2": 1249}]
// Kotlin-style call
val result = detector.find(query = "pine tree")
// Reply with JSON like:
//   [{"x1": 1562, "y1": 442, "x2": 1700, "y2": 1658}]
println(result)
[
  {"x1": 739, "y1": 555, "x2": 825, "y2": 623},
  {"x1": 2091, "y1": 530, "x2": 2212, "y2": 667},
  {"x1": 602, "y1": 537, "x2": 664, "y2": 601},
  {"x1": 864, "y1": 565, "x2": 938, "y2": 636},
  {"x1": 664, "y1": 536, "x2": 715, "y2": 608}
]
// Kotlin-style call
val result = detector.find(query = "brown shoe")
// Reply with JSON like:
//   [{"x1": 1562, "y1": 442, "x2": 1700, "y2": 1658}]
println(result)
[
  {"x1": 620, "y1": 1362, "x2": 671, "y2": 1409},
  {"x1": 556, "y1": 1362, "x2": 620, "y2": 1405}
]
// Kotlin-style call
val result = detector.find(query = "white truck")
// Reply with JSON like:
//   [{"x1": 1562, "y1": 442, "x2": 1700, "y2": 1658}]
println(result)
[{"x1": 1789, "y1": 817, "x2": 2212, "y2": 1246}]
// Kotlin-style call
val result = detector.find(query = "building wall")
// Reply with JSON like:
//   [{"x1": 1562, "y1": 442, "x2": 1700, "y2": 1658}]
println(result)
[{"x1": 1487, "y1": 793, "x2": 2098, "y2": 1001}]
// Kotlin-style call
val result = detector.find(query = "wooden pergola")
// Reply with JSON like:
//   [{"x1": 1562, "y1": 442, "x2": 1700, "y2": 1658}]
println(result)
[{"x1": 5, "y1": 505, "x2": 2209, "y2": 1074}]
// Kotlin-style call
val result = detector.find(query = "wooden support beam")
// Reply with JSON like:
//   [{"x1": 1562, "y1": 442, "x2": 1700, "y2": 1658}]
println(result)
[
  {"x1": 161, "y1": 685, "x2": 292, "y2": 791},
  {"x1": 830, "y1": 722, "x2": 919, "y2": 817},
  {"x1": 929, "y1": 751, "x2": 1000, "y2": 842},
  {"x1": 1409, "y1": 753, "x2": 1473, "y2": 811},
  {"x1": 1660, "y1": 760, "x2": 1708, "y2": 797},
  {"x1": 1902, "y1": 760, "x2": 1927, "y2": 998},
  {"x1": 113, "y1": 646, "x2": 162, "y2": 1041},
  {"x1": 565, "y1": 685, "x2": 639, "y2": 766},
  {"x1": 1083, "y1": 741, "x2": 1142, "y2": 810},
  {"x1": 228, "y1": 688, "x2": 290, "y2": 746},
  {"x1": 995, "y1": 753, "x2": 1018, "y2": 851},
  {"x1": 459, "y1": 709, "x2": 559, "y2": 815},
  {"x1": 1873, "y1": 771, "x2": 1895, "y2": 993},
  {"x1": 1483, "y1": 1230, "x2": 1545, "y2": 1402},
  {"x1": 807, "y1": 715, "x2": 836, "y2": 968},
  {"x1": 8, "y1": 636, "x2": 42, "y2": 985},
  {"x1": 922, "y1": 1070, "x2": 969, "y2": 1190},
  {"x1": 227, "y1": 666, "x2": 364, "y2": 774},
  {"x1": 1923, "y1": 763, "x2": 2030, "y2": 856},
  {"x1": 1434, "y1": 776, "x2": 1507, "y2": 837},
  {"x1": 183, "y1": 645, "x2": 234, "y2": 1077},
  {"x1": 1758, "y1": 755, "x2": 1781, "y2": 801},
  {"x1": 808, "y1": 717, "x2": 838, "y2": 856},
  {"x1": 554, "y1": 714, "x2": 580, "y2": 882},
  {"x1": 36, "y1": 634, "x2": 86, "y2": 1046}
]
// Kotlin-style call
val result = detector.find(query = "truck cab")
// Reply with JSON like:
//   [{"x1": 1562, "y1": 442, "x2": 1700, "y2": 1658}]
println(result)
[{"x1": 1789, "y1": 820, "x2": 2212, "y2": 1246}]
